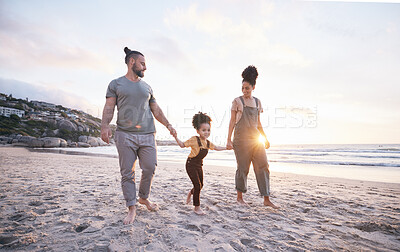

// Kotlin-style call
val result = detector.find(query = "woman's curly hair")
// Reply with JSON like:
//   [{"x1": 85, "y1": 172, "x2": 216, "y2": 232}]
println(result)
[
  {"x1": 192, "y1": 112, "x2": 212, "y2": 130},
  {"x1": 242, "y1": 65, "x2": 258, "y2": 86}
]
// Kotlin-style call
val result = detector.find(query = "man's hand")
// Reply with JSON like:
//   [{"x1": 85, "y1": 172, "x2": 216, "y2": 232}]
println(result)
[
  {"x1": 101, "y1": 97, "x2": 116, "y2": 144},
  {"x1": 101, "y1": 125, "x2": 112, "y2": 144},
  {"x1": 167, "y1": 124, "x2": 177, "y2": 138}
]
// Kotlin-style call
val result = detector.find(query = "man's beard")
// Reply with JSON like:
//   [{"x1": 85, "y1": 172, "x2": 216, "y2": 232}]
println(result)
[{"x1": 132, "y1": 66, "x2": 144, "y2": 78}]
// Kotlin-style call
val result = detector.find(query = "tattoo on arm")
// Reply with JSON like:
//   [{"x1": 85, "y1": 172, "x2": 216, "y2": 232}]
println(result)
[
  {"x1": 151, "y1": 102, "x2": 169, "y2": 126},
  {"x1": 101, "y1": 98, "x2": 116, "y2": 126}
]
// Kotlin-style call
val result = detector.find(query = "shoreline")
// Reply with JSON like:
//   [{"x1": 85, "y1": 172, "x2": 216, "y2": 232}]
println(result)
[
  {"x1": 1, "y1": 147, "x2": 399, "y2": 251},
  {"x1": 23, "y1": 146, "x2": 400, "y2": 185}
]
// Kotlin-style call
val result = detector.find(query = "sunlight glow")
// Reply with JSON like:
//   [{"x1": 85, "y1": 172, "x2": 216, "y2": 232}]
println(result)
[{"x1": 259, "y1": 135, "x2": 266, "y2": 144}]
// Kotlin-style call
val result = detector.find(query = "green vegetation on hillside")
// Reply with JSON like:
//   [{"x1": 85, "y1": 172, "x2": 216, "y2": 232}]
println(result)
[{"x1": 0, "y1": 93, "x2": 103, "y2": 142}]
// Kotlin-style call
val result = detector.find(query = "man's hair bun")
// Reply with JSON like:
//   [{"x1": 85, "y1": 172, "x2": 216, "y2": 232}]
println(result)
[
  {"x1": 124, "y1": 47, "x2": 131, "y2": 55},
  {"x1": 123, "y1": 47, "x2": 144, "y2": 64}
]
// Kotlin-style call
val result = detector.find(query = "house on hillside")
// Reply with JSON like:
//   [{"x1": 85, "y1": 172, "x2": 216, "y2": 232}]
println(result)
[
  {"x1": 27, "y1": 111, "x2": 46, "y2": 121},
  {"x1": 67, "y1": 113, "x2": 79, "y2": 120},
  {"x1": 0, "y1": 106, "x2": 25, "y2": 118},
  {"x1": 48, "y1": 112, "x2": 63, "y2": 120},
  {"x1": 31, "y1": 100, "x2": 56, "y2": 109}
]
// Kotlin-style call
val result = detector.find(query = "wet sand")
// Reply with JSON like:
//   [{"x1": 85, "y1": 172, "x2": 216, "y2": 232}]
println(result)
[{"x1": 0, "y1": 147, "x2": 399, "y2": 251}]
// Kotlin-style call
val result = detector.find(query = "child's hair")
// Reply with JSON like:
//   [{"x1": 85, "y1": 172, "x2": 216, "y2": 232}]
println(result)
[
  {"x1": 242, "y1": 65, "x2": 258, "y2": 86},
  {"x1": 192, "y1": 112, "x2": 212, "y2": 130}
]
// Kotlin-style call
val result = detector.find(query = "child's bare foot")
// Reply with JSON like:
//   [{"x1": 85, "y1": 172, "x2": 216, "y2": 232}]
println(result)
[
  {"x1": 138, "y1": 198, "x2": 158, "y2": 211},
  {"x1": 237, "y1": 199, "x2": 249, "y2": 207},
  {"x1": 264, "y1": 197, "x2": 280, "y2": 209},
  {"x1": 194, "y1": 206, "x2": 205, "y2": 215},
  {"x1": 123, "y1": 205, "x2": 136, "y2": 225},
  {"x1": 186, "y1": 190, "x2": 192, "y2": 204}
]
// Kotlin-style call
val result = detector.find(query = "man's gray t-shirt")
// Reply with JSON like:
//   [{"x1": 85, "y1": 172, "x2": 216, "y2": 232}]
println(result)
[{"x1": 106, "y1": 76, "x2": 156, "y2": 134}]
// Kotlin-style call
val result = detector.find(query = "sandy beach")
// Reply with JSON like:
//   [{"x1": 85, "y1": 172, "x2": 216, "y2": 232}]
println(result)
[{"x1": 0, "y1": 147, "x2": 399, "y2": 251}]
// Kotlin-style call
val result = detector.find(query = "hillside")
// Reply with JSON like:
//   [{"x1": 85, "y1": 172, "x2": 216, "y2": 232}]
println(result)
[{"x1": 0, "y1": 93, "x2": 111, "y2": 143}]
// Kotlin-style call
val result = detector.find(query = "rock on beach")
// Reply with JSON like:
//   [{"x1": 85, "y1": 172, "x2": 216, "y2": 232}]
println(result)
[{"x1": 2, "y1": 134, "x2": 108, "y2": 148}]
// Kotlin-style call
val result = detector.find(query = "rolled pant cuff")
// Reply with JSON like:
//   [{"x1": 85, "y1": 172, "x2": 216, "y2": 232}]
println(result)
[
  {"x1": 126, "y1": 199, "x2": 137, "y2": 207},
  {"x1": 235, "y1": 187, "x2": 247, "y2": 193},
  {"x1": 138, "y1": 193, "x2": 148, "y2": 200}
]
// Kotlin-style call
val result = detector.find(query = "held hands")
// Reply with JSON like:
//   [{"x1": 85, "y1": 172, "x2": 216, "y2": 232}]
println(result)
[
  {"x1": 101, "y1": 125, "x2": 112, "y2": 144},
  {"x1": 167, "y1": 124, "x2": 177, "y2": 138},
  {"x1": 226, "y1": 140, "x2": 233, "y2": 150}
]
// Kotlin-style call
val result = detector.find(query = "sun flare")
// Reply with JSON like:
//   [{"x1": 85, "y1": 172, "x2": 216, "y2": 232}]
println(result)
[{"x1": 258, "y1": 135, "x2": 266, "y2": 144}]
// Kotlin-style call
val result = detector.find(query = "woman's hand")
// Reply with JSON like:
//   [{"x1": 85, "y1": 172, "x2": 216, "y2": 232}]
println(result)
[
  {"x1": 265, "y1": 139, "x2": 270, "y2": 149},
  {"x1": 226, "y1": 140, "x2": 234, "y2": 150}
]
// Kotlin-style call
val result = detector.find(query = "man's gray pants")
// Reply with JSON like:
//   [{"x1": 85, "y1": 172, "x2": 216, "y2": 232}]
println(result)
[{"x1": 115, "y1": 131, "x2": 157, "y2": 207}]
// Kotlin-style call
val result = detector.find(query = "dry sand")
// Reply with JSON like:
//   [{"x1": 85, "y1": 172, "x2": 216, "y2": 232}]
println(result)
[{"x1": 0, "y1": 147, "x2": 399, "y2": 251}]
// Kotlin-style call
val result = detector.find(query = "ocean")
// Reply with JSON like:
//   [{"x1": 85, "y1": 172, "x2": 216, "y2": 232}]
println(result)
[{"x1": 50, "y1": 144, "x2": 400, "y2": 184}]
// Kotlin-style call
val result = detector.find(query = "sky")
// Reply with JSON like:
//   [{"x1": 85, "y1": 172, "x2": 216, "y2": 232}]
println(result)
[{"x1": 0, "y1": 0, "x2": 399, "y2": 145}]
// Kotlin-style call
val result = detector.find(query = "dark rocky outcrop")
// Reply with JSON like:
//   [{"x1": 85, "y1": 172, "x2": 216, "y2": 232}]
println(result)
[{"x1": 1, "y1": 134, "x2": 106, "y2": 148}]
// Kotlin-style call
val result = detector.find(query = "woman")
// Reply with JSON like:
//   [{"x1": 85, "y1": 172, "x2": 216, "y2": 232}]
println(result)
[{"x1": 227, "y1": 65, "x2": 279, "y2": 208}]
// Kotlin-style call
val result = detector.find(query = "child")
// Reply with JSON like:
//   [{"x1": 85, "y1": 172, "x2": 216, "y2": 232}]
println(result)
[{"x1": 174, "y1": 112, "x2": 226, "y2": 215}]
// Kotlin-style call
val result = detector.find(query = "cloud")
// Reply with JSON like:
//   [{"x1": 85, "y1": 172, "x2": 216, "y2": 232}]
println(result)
[
  {"x1": 164, "y1": 4, "x2": 232, "y2": 34},
  {"x1": 194, "y1": 86, "x2": 215, "y2": 95},
  {"x1": 0, "y1": 77, "x2": 102, "y2": 117},
  {"x1": 145, "y1": 36, "x2": 193, "y2": 69},
  {"x1": 386, "y1": 22, "x2": 398, "y2": 34},
  {"x1": 163, "y1": 3, "x2": 312, "y2": 68},
  {"x1": 0, "y1": 12, "x2": 114, "y2": 73}
]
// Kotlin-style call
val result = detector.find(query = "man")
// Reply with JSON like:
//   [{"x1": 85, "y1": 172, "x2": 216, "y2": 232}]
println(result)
[{"x1": 101, "y1": 47, "x2": 176, "y2": 224}]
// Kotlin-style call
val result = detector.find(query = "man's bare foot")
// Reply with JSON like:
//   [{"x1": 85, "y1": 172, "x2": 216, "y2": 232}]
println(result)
[
  {"x1": 186, "y1": 190, "x2": 192, "y2": 204},
  {"x1": 236, "y1": 191, "x2": 249, "y2": 206},
  {"x1": 123, "y1": 205, "x2": 136, "y2": 225},
  {"x1": 194, "y1": 206, "x2": 205, "y2": 215},
  {"x1": 237, "y1": 199, "x2": 250, "y2": 207},
  {"x1": 264, "y1": 197, "x2": 280, "y2": 209},
  {"x1": 138, "y1": 198, "x2": 158, "y2": 211}
]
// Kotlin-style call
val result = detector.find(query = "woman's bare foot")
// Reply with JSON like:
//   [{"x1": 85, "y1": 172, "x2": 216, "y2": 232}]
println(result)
[
  {"x1": 264, "y1": 196, "x2": 280, "y2": 209},
  {"x1": 186, "y1": 190, "x2": 192, "y2": 204},
  {"x1": 123, "y1": 205, "x2": 136, "y2": 225},
  {"x1": 194, "y1": 206, "x2": 205, "y2": 215},
  {"x1": 138, "y1": 198, "x2": 158, "y2": 211}
]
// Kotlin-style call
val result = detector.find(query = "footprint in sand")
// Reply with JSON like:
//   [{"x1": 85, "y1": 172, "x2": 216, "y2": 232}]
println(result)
[
  {"x1": 33, "y1": 209, "x2": 46, "y2": 215},
  {"x1": 8, "y1": 212, "x2": 34, "y2": 222},
  {"x1": 0, "y1": 236, "x2": 19, "y2": 246},
  {"x1": 184, "y1": 224, "x2": 201, "y2": 232},
  {"x1": 29, "y1": 200, "x2": 43, "y2": 206},
  {"x1": 222, "y1": 224, "x2": 232, "y2": 230},
  {"x1": 90, "y1": 216, "x2": 105, "y2": 221},
  {"x1": 200, "y1": 224, "x2": 211, "y2": 234},
  {"x1": 229, "y1": 240, "x2": 245, "y2": 251},
  {"x1": 75, "y1": 223, "x2": 90, "y2": 233},
  {"x1": 240, "y1": 238, "x2": 252, "y2": 246},
  {"x1": 294, "y1": 218, "x2": 305, "y2": 224}
]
